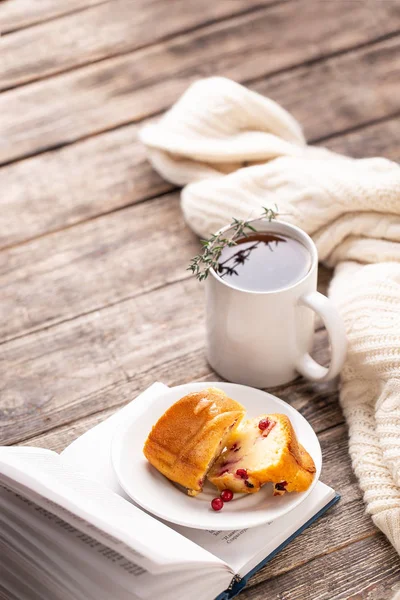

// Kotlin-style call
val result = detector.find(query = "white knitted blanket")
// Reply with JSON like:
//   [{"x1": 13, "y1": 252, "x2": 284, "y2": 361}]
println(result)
[{"x1": 140, "y1": 77, "x2": 400, "y2": 557}]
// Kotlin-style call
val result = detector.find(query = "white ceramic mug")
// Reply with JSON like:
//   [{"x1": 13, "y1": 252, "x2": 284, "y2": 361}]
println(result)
[{"x1": 205, "y1": 219, "x2": 347, "y2": 388}]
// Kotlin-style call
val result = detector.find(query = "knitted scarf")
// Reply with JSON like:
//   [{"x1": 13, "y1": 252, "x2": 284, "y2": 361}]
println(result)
[{"x1": 140, "y1": 77, "x2": 400, "y2": 558}]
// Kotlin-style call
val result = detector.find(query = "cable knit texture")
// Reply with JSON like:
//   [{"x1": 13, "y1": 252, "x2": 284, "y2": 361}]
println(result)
[{"x1": 140, "y1": 77, "x2": 400, "y2": 563}]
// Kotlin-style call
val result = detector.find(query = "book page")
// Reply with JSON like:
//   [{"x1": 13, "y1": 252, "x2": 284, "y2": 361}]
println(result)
[
  {"x1": 0, "y1": 481, "x2": 232, "y2": 600},
  {"x1": 1, "y1": 540, "x2": 71, "y2": 600},
  {"x1": 0, "y1": 447, "x2": 226, "y2": 575},
  {"x1": 172, "y1": 482, "x2": 336, "y2": 575},
  {"x1": 0, "y1": 484, "x2": 145, "y2": 600},
  {"x1": 62, "y1": 382, "x2": 169, "y2": 498}
]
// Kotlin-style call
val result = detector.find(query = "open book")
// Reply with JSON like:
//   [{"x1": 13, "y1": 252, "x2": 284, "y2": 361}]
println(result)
[{"x1": 0, "y1": 383, "x2": 339, "y2": 600}]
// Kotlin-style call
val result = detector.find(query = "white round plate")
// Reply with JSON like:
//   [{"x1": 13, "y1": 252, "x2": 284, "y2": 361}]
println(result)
[{"x1": 111, "y1": 382, "x2": 322, "y2": 530}]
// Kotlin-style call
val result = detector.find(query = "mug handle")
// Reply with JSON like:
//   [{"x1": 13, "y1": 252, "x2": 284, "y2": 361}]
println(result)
[{"x1": 295, "y1": 291, "x2": 347, "y2": 382}]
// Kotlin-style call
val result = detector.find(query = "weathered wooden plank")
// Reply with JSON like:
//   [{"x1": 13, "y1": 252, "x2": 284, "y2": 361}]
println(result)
[
  {"x1": 253, "y1": 35, "x2": 400, "y2": 143},
  {"x1": 1, "y1": 0, "x2": 272, "y2": 89},
  {"x1": 0, "y1": 120, "x2": 171, "y2": 249},
  {"x1": 15, "y1": 288, "x2": 334, "y2": 450},
  {"x1": 0, "y1": 92, "x2": 390, "y2": 346},
  {"x1": 1, "y1": 43, "x2": 399, "y2": 252},
  {"x1": 0, "y1": 269, "x2": 339, "y2": 445},
  {"x1": 0, "y1": 193, "x2": 197, "y2": 342},
  {"x1": 0, "y1": 277, "x2": 203, "y2": 445},
  {"x1": 1, "y1": 41, "x2": 398, "y2": 248},
  {"x1": 0, "y1": 184, "x2": 332, "y2": 345},
  {"x1": 243, "y1": 534, "x2": 399, "y2": 600},
  {"x1": 12, "y1": 329, "x2": 337, "y2": 450},
  {"x1": 324, "y1": 117, "x2": 400, "y2": 160},
  {"x1": 0, "y1": 0, "x2": 106, "y2": 34},
  {"x1": 1, "y1": 0, "x2": 400, "y2": 164}
]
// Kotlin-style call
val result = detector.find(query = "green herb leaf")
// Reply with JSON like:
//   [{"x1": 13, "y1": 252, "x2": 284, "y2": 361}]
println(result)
[{"x1": 188, "y1": 207, "x2": 279, "y2": 281}]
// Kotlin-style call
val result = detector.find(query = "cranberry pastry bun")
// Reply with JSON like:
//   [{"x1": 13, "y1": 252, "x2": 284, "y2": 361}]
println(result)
[
  {"x1": 143, "y1": 388, "x2": 245, "y2": 496},
  {"x1": 208, "y1": 414, "x2": 316, "y2": 494}
]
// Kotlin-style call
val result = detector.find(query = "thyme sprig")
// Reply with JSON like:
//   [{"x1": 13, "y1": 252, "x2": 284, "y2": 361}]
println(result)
[{"x1": 187, "y1": 205, "x2": 278, "y2": 282}]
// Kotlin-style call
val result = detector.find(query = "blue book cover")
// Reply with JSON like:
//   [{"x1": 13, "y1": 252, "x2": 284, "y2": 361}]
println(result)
[{"x1": 215, "y1": 493, "x2": 340, "y2": 600}]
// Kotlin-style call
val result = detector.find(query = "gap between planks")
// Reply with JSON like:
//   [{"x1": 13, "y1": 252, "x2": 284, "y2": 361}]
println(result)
[
  {"x1": 1, "y1": 29, "x2": 399, "y2": 254},
  {"x1": 2, "y1": 2, "x2": 396, "y2": 164},
  {"x1": 0, "y1": 0, "x2": 108, "y2": 34},
  {"x1": 0, "y1": 0, "x2": 111, "y2": 36},
  {"x1": 314, "y1": 110, "x2": 400, "y2": 146},
  {"x1": 0, "y1": 186, "x2": 174, "y2": 254},
  {"x1": 1, "y1": 29, "x2": 399, "y2": 166},
  {"x1": 0, "y1": 314, "x2": 337, "y2": 445},
  {"x1": 0, "y1": 113, "x2": 394, "y2": 341},
  {"x1": 0, "y1": 269, "x2": 190, "y2": 348},
  {"x1": 14, "y1": 365, "x2": 338, "y2": 449},
  {"x1": 0, "y1": 109, "x2": 398, "y2": 257},
  {"x1": 2, "y1": 0, "x2": 399, "y2": 95},
  {"x1": 246, "y1": 530, "x2": 379, "y2": 591},
  {"x1": 0, "y1": 203, "x2": 332, "y2": 346},
  {"x1": 243, "y1": 534, "x2": 400, "y2": 600},
  {"x1": 0, "y1": 0, "x2": 287, "y2": 92}
]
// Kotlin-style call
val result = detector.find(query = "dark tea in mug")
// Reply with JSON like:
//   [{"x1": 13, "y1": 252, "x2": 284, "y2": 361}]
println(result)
[{"x1": 217, "y1": 231, "x2": 312, "y2": 292}]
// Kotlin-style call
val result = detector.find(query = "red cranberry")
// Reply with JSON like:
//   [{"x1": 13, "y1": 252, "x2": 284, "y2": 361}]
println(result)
[
  {"x1": 258, "y1": 418, "x2": 270, "y2": 431},
  {"x1": 211, "y1": 497, "x2": 224, "y2": 511},
  {"x1": 275, "y1": 481, "x2": 287, "y2": 491},
  {"x1": 230, "y1": 443, "x2": 238, "y2": 451},
  {"x1": 262, "y1": 420, "x2": 276, "y2": 437},
  {"x1": 236, "y1": 468, "x2": 248, "y2": 479},
  {"x1": 220, "y1": 490, "x2": 234, "y2": 502}
]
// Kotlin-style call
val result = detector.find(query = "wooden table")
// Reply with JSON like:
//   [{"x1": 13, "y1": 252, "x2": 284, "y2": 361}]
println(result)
[{"x1": 1, "y1": 0, "x2": 400, "y2": 597}]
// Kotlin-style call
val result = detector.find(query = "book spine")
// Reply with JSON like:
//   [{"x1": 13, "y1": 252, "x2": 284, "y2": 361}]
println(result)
[
  {"x1": 225, "y1": 494, "x2": 341, "y2": 599},
  {"x1": 214, "y1": 575, "x2": 242, "y2": 600}
]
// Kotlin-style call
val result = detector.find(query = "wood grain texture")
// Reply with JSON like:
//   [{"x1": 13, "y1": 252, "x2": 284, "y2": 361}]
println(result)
[
  {"x1": 254, "y1": 36, "x2": 400, "y2": 142},
  {"x1": 0, "y1": 272, "x2": 337, "y2": 445},
  {"x1": 0, "y1": 0, "x2": 106, "y2": 34},
  {"x1": 1, "y1": 0, "x2": 273, "y2": 89},
  {"x1": 0, "y1": 277, "x2": 204, "y2": 444},
  {"x1": 0, "y1": 110, "x2": 397, "y2": 344},
  {"x1": 325, "y1": 118, "x2": 400, "y2": 160},
  {"x1": 1, "y1": 0, "x2": 400, "y2": 165},
  {"x1": 243, "y1": 534, "x2": 400, "y2": 600},
  {"x1": 1, "y1": 40, "x2": 399, "y2": 250},
  {"x1": 0, "y1": 120, "x2": 171, "y2": 249},
  {"x1": 0, "y1": 193, "x2": 198, "y2": 342},
  {"x1": 14, "y1": 287, "x2": 334, "y2": 449},
  {"x1": 0, "y1": 177, "x2": 332, "y2": 346}
]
